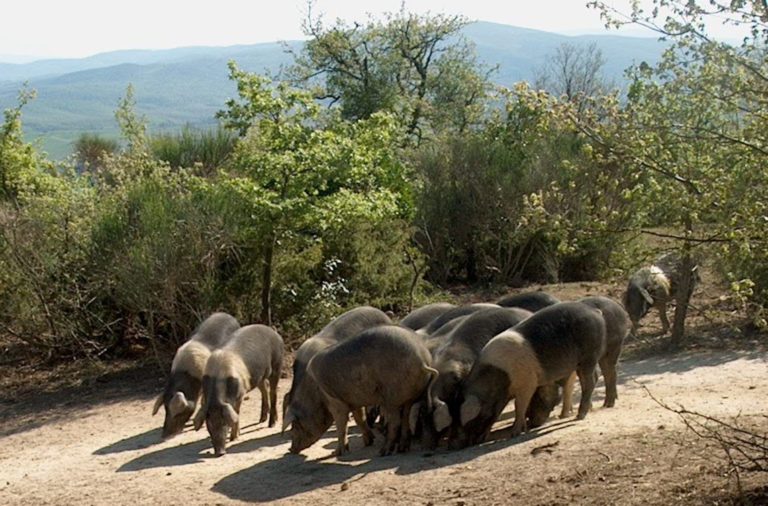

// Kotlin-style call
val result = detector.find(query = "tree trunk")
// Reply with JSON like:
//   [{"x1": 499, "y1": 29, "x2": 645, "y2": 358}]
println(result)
[
  {"x1": 259, "y1": 234, "x2": 275, "y2": 326},
  {"x1": 669, "y1": 246, "x2": 694, "y2": 348}
]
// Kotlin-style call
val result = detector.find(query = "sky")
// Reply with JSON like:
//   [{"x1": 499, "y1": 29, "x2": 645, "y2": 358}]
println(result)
[{"x1": 0, "y1": 0, "x2": 745, "y2": 60}]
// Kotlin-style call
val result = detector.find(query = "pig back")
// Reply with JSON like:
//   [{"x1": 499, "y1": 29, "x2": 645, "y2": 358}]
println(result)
[
  {"x1": 431, "y1": 307, "x2": 532, "y2": 400},
  {"x1": 309, "y1": 325, "x2": 433, "y2": 408},
  {"x1": 496, "y1": 291, "x2": 560, "y2": 312},
  {"x1": 510, "y1": 302, "x2": 606, "y2": 383},
  {"x1": 190, "y1": 312, "x2": 240, "y2": 350},
  {"x1": 400, "y1": 303, "x2": 457, "y2": 331},
  {"x1": 222, "y1": 324, "x2": 284, "y2": 387},
  {"x1": 442, "y1": 307, "x2": 532, "y2": 355},
  {"x1": 578, "y1": 296, "x2": 630, "y2": 355},
  {"x1": 423, "y1": 303, "x2": 499, "y2": 335}
]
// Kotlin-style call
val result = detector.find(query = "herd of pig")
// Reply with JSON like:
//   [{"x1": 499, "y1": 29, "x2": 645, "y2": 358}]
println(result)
[{"x1": 151, "y1": 253, "x2": 698, "y2": 457}]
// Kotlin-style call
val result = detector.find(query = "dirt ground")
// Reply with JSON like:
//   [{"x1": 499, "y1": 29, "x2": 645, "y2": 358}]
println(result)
[{"x1": 1, "y1": 280, "x2": 767, "y2": 505}]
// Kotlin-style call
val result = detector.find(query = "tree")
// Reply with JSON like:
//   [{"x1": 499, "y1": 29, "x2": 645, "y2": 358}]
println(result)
[
  {"x1": 73, "y1": 133, "x2": 119, "y2": 173},
  {"x1": 534, "y1": 42, "x2": 611, "y2": 115},
  {"x1": 219, "y1": 62, "x2": 412, "y2": 324},
  {"x1": 286, "y1": 5, "x2": 495, "y2": 144},
  {"x1": 115, "y1": 84, "x2": 148, "y2": 155},
  {"x1": 578, "y1": 0, "x2": 768, "y2": 344}
]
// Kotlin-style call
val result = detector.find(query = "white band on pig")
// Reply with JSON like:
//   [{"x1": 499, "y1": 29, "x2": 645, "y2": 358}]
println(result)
[{"x1": 169, "y1": 392, "x2": 189, "y2": 417}]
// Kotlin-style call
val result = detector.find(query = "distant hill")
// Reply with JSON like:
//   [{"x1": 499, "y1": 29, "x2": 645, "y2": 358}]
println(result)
[{"x1": 0, "y1": 22, "x2": 665, "y2": 160}]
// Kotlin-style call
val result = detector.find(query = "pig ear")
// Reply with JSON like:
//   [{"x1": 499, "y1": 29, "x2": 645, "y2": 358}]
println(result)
[
  {"x1": 169, "y1": 392, "x2": 189, "y2": 417},
  {"x1": 433, "y1": 400, "x2": 453, "y2": 433},
  {"x1": 223, "y1": 403, "x2": 239, "y2": 427},
  {"x1": 193, "y1": 406, "x2": 206, "y2": 431},
  {"x1": 408, "y1": 402, "x2": 422, "y2": 435},
  {"x1": 460, "y1": 395, "x2": 481, "y2": 426},
  {"x1": 282, "y1": 407, "x2": 296, "y2": 434},
  {"x1": 639, "y1": 287, "x2": 654, "y2": 305},
  {"x1": 152, "y1": 393, "x2": 164, "y2": 416}
]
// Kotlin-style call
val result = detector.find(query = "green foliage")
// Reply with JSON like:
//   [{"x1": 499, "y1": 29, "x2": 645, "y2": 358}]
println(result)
[
  {"x1": 219, "y1": 62, "x2": 413, "y2": 325},
  {"x1": 287, "y1": 9, "x2": 495, "y2": 144},
  {"x1": 150, "y1": 126, "x2": 237, "y2": 176},
  {"x1": 73, "y1": 133, "x2": 119, "y2": 173},
  {"x1": 414, "y1": 83, "x2": 643, "y2": 285},
  {"x1": 115, "y1": 84, "x2": 148, "y2": 154}
]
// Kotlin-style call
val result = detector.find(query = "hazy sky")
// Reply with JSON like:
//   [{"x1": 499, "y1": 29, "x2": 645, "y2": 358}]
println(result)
[{"x1": 0, "y1": 0, "x2": 742, "y2": 60}]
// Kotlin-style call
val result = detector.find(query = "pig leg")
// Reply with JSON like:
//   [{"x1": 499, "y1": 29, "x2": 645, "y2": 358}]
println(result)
[
  {"x1": 326, "y1": 398, "x2": 351, "y2": 456},
  {"x1": 258, "y1": 381, "x2": 269, "y2": 423},
  {"x1": 268, "y1": 371, "x2": 279, "y2": 427},
  {"x1": 576, "y1": 364, "x2": 598, "y2": 420},
  {"x1": 397, "y1": 402, "x2": 413, "y2": 453},
  {"x1": 231, "y1": 397, "x2": 243, "y2": 441},
  {"x1": 380, "y1": 406, "x2": 401, "y2": 456},
  {"x1": 351, "y1": 408, "x2": 374, "y2": 446},
  {"x1": 559, "y1": 371, "x2": 577, "y2": 418},
  {"x1": 600, "y1": 351, "x2": 620, "y2": 408},
  {"x1": 510, "y1": 381, "x2": 537, "y2": 438},
  {"x1": 658, "y1": 302, "x2": 670, "y2": 334}
]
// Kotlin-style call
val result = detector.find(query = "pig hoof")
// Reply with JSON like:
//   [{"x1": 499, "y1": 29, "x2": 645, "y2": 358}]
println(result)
[
  {"x1": 576, "y1": 411, "x2": 588, "y2": 420},
  {"x1": 559, "y1": 410, "x2": 573, "y2": 419},
  {"x1": 260, "y1": 415, "x2": 268, "y2": 423},
  {"x1": 363, "y1": 434, "x2": 374, "y2": 446}
]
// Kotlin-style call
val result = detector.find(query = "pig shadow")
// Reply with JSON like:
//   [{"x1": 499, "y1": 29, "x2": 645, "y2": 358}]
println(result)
[
  {"x1": 117, "y1": 428, "x2": 288, "y2": 471},
  {"x1": 93, "y1": 427, "x2": 163, "y2": 455},
  {"x1": 212, "y1": 420, "x2": 574, "y2": 502},
  {"x1": 117, "y1": 437, "x2": 212, "y2": 471}
]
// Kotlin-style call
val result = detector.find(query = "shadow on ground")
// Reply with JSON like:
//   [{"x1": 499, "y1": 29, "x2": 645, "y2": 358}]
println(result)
[
  {"x1": 211, "y1": 420, "x2": 574, "y2": 503},
  {"x1": 117, "y1": 424, "x2": 289, "y2": 471},
  {"x1": 0, "y1": 363, "x2": 162, "y2": 438},
  {"x1": 93, "y1": 427, "x2": 163, "y2": 455},
  {"x1": 618, "y1": 349, "x2": 766, "y2": 382}
]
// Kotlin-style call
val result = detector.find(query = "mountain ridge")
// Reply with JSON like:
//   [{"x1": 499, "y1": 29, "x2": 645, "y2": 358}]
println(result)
[{"x1": 0, "y1": 21, "x2": 665, "y2": 159}]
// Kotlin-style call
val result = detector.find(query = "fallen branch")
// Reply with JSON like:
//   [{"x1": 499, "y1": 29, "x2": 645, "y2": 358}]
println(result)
[{"x1": 531, "y1": 441, "x2": 560, "y2": 456}]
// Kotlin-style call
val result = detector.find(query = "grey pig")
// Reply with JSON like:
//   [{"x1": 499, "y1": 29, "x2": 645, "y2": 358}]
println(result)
[
  {"x1": 623, "y1": 252, "x2": 700, "y2": 334},
  {"x1": 283, "y1": 306, "x2": 392, "y2": 452},
  {"x1": 300, "y1": 325, "x2": 437, "y2": 456},
  {"x1": 193, "y1": 324, "x2": 283, "y2": 456},
  {"x1": 496, "y1": 291, "x2": 560, "y2": 312},
  {"x1": 418, "y1": 307, "x2": 532, "y2": 449},
  {"x1": 420, "y1": 303, "x2": 499, "y2": 336},
  {"x1": 527, "y1": 296, "x2": 630, "y2": 428},
  {"x1": 152, "y1": 312, "x2": 240, "y2": 439},
  {"x1": 457, "y1": 302, "x2": 605, "y2": 447},
  {"x1": 399, "y1": 302, "x2": 457, "y2": 331}
]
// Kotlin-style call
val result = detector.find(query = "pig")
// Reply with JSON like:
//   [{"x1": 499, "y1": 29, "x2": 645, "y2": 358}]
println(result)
[
  {"x1": 192, "y1": 324, "x2": 283, "y2": 456},
  {"x1": 152, "y1": 312, "x2": 240, "y2": 439},
  {"x1": 417, "y1": 307, "x2": 532, "y2": 449},
  {"x1": 623, "y1": 252, "x2": 700, "y2": 335},
  {"x1": 399, "y1": 302, "x2": 457, "y2": 331},
  {"x1": 283, "y1": 306, "x2": 392, "y2": 451},
  {"x1": 526, "y1": 296, "x2": 630, "y2": 428},
  {"x1": 296, "y1": 325, "x2": 437, "y2": 456},
  {"x1": 419, "y1": 303, "x2": 500, "y2": 336},
  {"x1": 457, "y1": 302, "x2": 606, "y2": 447},
  {"x1": 496, "y1": 291, "x2": 561, "y2": 312}
]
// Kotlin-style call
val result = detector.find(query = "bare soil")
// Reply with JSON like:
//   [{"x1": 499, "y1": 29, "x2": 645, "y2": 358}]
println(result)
[{"x1": 1, "y1": 279, "x2": 767, "y2": 505}]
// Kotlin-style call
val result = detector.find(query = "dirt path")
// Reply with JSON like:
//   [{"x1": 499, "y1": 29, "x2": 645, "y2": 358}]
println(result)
[{"x1": 0, "y1": 348, "x2": 766, "y2": 505}]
